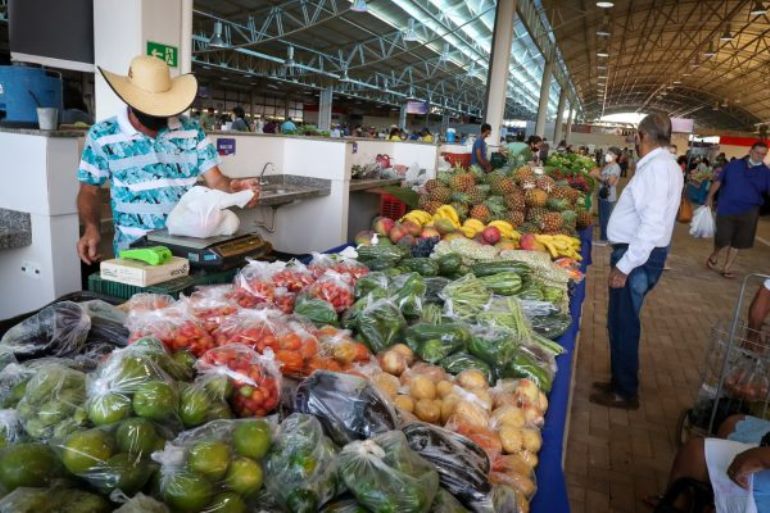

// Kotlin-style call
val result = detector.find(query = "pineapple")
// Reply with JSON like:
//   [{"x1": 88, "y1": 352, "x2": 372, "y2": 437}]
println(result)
[
  {"x1": 576, "y1": 210, "x2": 594, "y2": 230},
  {"x1": 561, "y1": 210, "x2": 578, "y2": 230},
  {"x1": 487, "y1": 172, "x2": 507, "y2": 195},
  {"x1": 546, "y1": 198, "x2": 570, "y2": 212},
  {"x1": 526, "y1": 207, "x2": 548, "y2": 227},
  {"x1": 542, "y1": 212, "x2": 564, "y2": 233},
  {"x1": 507, "y1": 211, "x2": 525, "y2": 228},
  {"x1": 469, "y1": 165, "x2": 488, "y2": 184},
  {"x1": 519, "y1": 222, "x2": 539, "y2": 234},
  {"x1": 498, "y1": 178, "x2": 517, "y2": 195},
  {"x1": 550, "y1": 185, "x2": 572, "y2": 202},
  {"x1": 520, "y1": 177, "x2": 537, "y2": 191},
  {"x1": 424, "y1": 179, "x2": 440, "y2": 192},
  {"x1": 449, "y1": 191, "x2": 471, "y2": 205},
  {"x1": 485, "y1": 196, "x2": 507, "y2": 220},
  {"x1": 466, "y1": 186, "x2": 488, "y2": 205},
  {"x1": 429, "y1": 185, "x2": 452, "y2": 203},
  {"x1": 535, "y1": 175, "x2": 556, "y2": 193},
  {"x1": 425, "y1": 200, "x2": 443, "y2": 215},
  {"x1": 418, "y1": 195, "x2": 431, "y2": 210},
  {"x1": 470, "y1": 203, "x2": 492, "y2": 223},
  {"x1": 450, "y1": 172, "x2": 475, "y2": 192},
  {"x1": 504, "y1": 190, "x2": 526, "y2": 212},
  {"x1": 513, "y1": 166, "x2": 535, "y2": 185},
  {"x1": 524, "y1": 188, "x2": 548, "y2": 208},
  {"x1": 451, "y1": 202, "x2": 469, "y2": 220},
  {"x1": 437, "y1": 171, "x2": 453, "y2": 186}
]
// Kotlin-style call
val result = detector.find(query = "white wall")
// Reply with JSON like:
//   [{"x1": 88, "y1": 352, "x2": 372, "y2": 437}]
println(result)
[{"x1": 350, "y1": 140, "x2": 438, "y2": 177}]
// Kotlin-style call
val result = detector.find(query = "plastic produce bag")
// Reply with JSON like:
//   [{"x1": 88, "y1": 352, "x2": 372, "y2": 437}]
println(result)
[
  {"x1": 0, "y1": 409, "x2": 23, "y2": 447},
  {"x1": 441, "y1": 275, "x2": 491, "y2": 323},
  {"x1": 153, "y1": 418, "x2": 274, "y2": 512},
  {"x1": 500, "y1": 346, "x2": 556, "y2": 393},
  {"x1": 264, "y1": 413, "x2": 341, "y2": 512},
  {"x1": 126, "y1": 303, "x2": 215, "y2": 357},
  {"x1": 405, "y1": 323, "x2": 471, "y2": 365},
  {"x1": 439, "y1": 353, "x2": 495, "y2": 384},
  {"x1": 0, "y1": 442, "x2": 64, "y2": 492},
  {"x1": 232, "y1": 260, "x2": 284, "y2": 308},
  {"x1": 528, "y1": 313, "x2": 571, "y2": 340},
  {"x1": 307, "y1": 271, "x2": 355, "y2": 313},
  {"x1": 354, "y1": 272, "x2": 390, "y2": 299},
  {"x1": 294, "y1": 370, "x2": 397, "y2": 445},
  {"x1": 403, "y1": 422, "x2": 491, "y2": 508},
  {"x1": 0, "y1": 486, "x2": 111, "y2": 513},
  {"x1": 341, "y1": 291, "x2": 387, "y2": 330},
  {"x1": 272, "y1": 260, "x2": 316, "y2": 293},
  {"x1": 197, "y1": 345, "x2": 282, "y2": 417},
  {"x1": 178, "y1": 373, "x2": 235, "y2": 428},
  {"x1": 295, "y1": 294, "x2": 339, "y2": 327},
  {"x1": 213, "y1": 308, "x2": 287, "y2": 352},
  {"x1": 337, "y1": 430, "x2": 439, "y2": 513},
  {"x1": 320, "y1": 497, "x2": 371, "y2": 513},
  {"x1": 270, "y1": 317, "x2": 322, "y2": 378},
  {"x1": 725, "y1": 358, "x2": 769, "y2": 402},
  {"x1": 431, "y1": 488, "x2": 471, "y2": 513},
  {"x1": 466, "y1": 485, "x2": 520, "y2": 513},
  {"x1": 356, "y1": 298, "x2": 406, "y2": 353},
  {"x1": 308, "y1": 250, "x2": 369, "y2": 280},
  {"x1": 15, "y1": 361, "x2": 87, "y2": 440},
  {"x1": 183, "y1": 285, "x2": 240, "y2": 334},
  {"x1": 126, "y1": 293, "x2": 176, "y2": 312},
  {"x1": 467, "y1": 326, "x2": 517, "y2": 373},
  {"x1": 690, "y1": 205, "x2": 716, "y2": 239},
  {"x1": 0, "y1": 301, "x2": 91, "y2": 361},
  {"x1": 517, "y1": 300, "x2": 559, "y2": 319},
  {"x1": 312, "y1": 326, "x2": 372, "y2": 372},
  {"x1": 167, "y1": 185, "x2": 254, "y2": 238},
  {"x1": 112, "y1": 493, "x2": 170, "y2": 513},
  {"x1": 390, "y1": 273, "x2": 428, "y2": 318}
]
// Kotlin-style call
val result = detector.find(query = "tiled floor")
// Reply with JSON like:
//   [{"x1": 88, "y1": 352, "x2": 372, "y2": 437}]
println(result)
[{"x1": 566, "y1": 213, "x2": 770, "y2": 513}]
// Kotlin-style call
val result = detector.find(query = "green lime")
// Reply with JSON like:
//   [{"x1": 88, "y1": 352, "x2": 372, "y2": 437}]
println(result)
[
  {"x1": 189, "y1": 440, "x2": 231, "y2": 481},
  {"x1": 206, "y1": 491, "x2": 247, "y2": 513},
  {"x1": 207, "y1": 401, "x2": 234, "y2": 421},
  {"x1": 61, "y1": 429, "x2": 115, "y2": 475},
  {"x1": 133, "y1": 381, "x2": 178, "y2": 421},
  {"x1": 0, "y1": 443, "x2": 61, "y2": 490},
  {"x1": 116, "y1": 417, "x2": 161, "y2": 457},
  {"x1": 179, "y1": 386, "x2": 212, "y2": 428},
  {"x1": 93, "y1": 453, "x2": 154, "y2": 494},
  {"x1": 161, "y1": 471, "x2": 214, "y2": 513},
  {"x1": 115, "y1": 355, "x2": 155, "y2": 385},
  {"x1": 205, "y1": 375, "x2": 233, "y2": 399},
  {"x1": 88, "y1": 393, "x2": 132, "y2": 426},
  {"x1": 225, "y1": 457, "x2": 263, "y2": 497},
  {"x1": 232, "y1": 420, "x2": 271, "y2": 460}
]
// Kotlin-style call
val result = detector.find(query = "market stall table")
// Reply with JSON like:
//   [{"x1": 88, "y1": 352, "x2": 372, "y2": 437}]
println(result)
[{"x1": 531, "y1": 228, "x2": 593, "y2": 513}]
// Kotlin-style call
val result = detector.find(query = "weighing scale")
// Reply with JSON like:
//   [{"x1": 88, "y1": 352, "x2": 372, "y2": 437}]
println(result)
[{"x1": 133, "y1": 230, "x2": 272, "y2": 270}]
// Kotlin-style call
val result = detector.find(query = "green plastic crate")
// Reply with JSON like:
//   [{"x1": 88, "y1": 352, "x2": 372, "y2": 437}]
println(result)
[{"x1": 88, "y1": 268, "x2": 241, "y2": 301}]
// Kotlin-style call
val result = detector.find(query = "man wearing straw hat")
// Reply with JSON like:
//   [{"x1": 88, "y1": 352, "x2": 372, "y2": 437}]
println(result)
[{"x1": 76, "y1": 55, "x2": 260, "y2": 263}]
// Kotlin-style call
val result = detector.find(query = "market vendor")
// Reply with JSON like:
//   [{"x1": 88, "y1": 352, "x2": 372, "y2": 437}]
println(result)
[{"x1": 76, "y1": 55, "x2": 260, "y2": 264}]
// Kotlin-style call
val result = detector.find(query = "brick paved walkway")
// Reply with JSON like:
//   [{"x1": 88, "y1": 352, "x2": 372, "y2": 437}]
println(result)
[{"x1": 566, "y1": 215, "x2": 770, "y2": 513}]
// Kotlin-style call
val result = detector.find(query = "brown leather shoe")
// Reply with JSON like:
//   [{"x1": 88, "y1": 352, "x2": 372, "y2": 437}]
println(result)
[
  {"x1": 592, "y1": 381, "x2": 614, "y2": 393},
  {"x1": 589, "y1": 389, "x2": 640, "y2": 410}
]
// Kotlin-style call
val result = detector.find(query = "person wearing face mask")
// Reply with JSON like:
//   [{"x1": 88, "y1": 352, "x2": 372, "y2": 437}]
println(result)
[
  {"x1": 590, "y1": 114, "x2": 683, "y2": 409},
  {"x1": 705, "y1": 141, "x2": 770, "y2": 279},
  {"x1": 76, "y1": 55, "x2": 261, "y2": 263},
  {"x1": 596, "y1": 147, "x2": 622, "y2": 244}
]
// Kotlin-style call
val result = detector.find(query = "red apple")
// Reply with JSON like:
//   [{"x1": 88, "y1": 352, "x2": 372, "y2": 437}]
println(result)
[
  {"x1": 482, "y1": 226, "x2": 501, "y2": 245},
  {"x1": 420, "y1": 227, "x2": 440, "y2": 239},
  {"x1": 389, "y1": 224, "x2": 407, "y2": 243},
  {"x1": 373, "y1": 216, "x2": 395, "y2": 236},
  {"x1": 402, "y1": 220, "x2": 422, "y2": 237}
]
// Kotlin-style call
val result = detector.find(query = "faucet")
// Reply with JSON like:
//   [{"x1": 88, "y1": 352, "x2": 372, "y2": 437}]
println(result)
[{"x1": 260, "y1": 162, "x2": 275, "y2": 185}]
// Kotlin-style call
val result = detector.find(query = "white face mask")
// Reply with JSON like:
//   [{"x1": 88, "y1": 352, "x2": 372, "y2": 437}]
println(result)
[{"x1": 605, "y1": 154, "x2": 615, "y2": 163}]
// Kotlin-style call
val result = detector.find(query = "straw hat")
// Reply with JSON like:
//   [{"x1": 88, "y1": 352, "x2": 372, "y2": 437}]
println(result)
[{"x1": 99, "y1": 55, "x2": 198, "y2": 117}]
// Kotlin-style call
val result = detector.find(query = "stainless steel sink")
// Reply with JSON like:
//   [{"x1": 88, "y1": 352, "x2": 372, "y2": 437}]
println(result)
[{"x1": 260, "y1": 184, "x2": 290, "y2": 196}]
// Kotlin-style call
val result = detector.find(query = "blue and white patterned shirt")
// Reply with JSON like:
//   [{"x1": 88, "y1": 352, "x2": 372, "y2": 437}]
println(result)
[{"x1": 77, "y1": 108, "x2": 220, "y2": 254}]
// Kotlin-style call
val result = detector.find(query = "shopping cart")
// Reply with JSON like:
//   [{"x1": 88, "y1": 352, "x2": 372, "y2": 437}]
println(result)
[{"x1": 677, "y1": 273, "x2": 770, "y2": 446}]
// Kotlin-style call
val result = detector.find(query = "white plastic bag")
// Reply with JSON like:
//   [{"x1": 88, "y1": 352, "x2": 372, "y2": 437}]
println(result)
[
  {"x1": 690, "y1": 205, "x2": 716, "y2": 239},
  {"x1": 166, "y1": 186, "x2": 254, "y2": 238}
]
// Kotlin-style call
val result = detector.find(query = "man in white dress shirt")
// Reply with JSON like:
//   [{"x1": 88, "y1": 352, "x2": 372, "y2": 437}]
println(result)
[{"x1": 590, "y1": 113, "x2": 684, "y2": 409}]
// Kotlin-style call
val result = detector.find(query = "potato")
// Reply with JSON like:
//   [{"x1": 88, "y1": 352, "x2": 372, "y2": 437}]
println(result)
[
  {"x1": 457, "y1": 369, "x2": 488, "y2": 390},
  {"x1": 390, "y1": 343, "x2": 415, "y2": 365},
  {"x1": 519, "y1": 450, "x2": 538, "y2": 468},
  {"x1": 471, "y1": 389, "x2": 493, "y2": 411},
  {"x1": 491, "y1": 405, "x2": 526, "y2": 429},
  {"x1": 537, "y1": 391, "x2": 549, "y2": 413},
  {"x1": 521, "y1": 428, "x2": 542, "y2": 453},
  {"x1": 453, "y1": 400, "x2": 489, "y2": 429},
  {"x1": 495, "y1": 454, "x2": 531, "y2": 476},
  {"x1": 373, "y1": 372, "x2": 400, "y2": 398},
  {"x1": 410, "y1": 375, "x2": 437, "y2": 400},
  {"x1": 436, "y1": 380, "x2": 454, "y2": 398},
  {"x1": 492, "y1": 391, "x2": 517, "y2": 409},
  {"x1": 514, "y1": 379, "x2": 540, "y2": 404},
  {"x1": 393, "y1": 394, "x2": 415, "y2": 413},
  {"x1": 517, "y1": 491, "x2": 530, "y2": 513},
  {"x1": 508, "y1": 474, "x2": 536, "y2": 499},
  {"x1": 499, "y1": 425, "x2": 524, "y2": 454},
  {"x1": 522, "y1": 404, "x2": 544, "y2": 426},
  {"x1": 380, "y1": 350, "x2": 407, "y2": 376},
  {"x1": 415, "y1": 398, "x2": 441, "y2": 423},
  {"x1": 440, "y1": 396, "x2": 459, "y2": 424}
]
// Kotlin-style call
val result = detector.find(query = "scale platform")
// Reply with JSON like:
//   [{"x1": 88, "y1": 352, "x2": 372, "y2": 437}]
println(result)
[{"x1": 134, "y1": 230, "x2": 272, "y2": 270}]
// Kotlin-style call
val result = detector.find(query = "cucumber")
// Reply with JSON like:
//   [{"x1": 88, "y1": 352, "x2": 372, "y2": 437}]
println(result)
[
  {"x1": 356, "y1": 244, "x2": 408, "y2": 262},
  {"x1": 401, "y1": 257, "x2": 440, "y2": 277},
  {"x1": 437, "y1": 253, "x2": 463, "y2": 275},
  {"x1": 471, "y1": 261, "x2": 531, "y2": 277},
  {"x1": 478, "y1": 272, "x2": 523, "y2": 296}
]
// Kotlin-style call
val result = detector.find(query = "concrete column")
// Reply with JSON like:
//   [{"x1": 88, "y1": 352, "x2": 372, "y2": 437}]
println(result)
[
  {"x1": 565, "y1": 101, "x2": 575, "y2": 144},
  {"x1": 94, "y1": 0, "x2": 192, "y2": 121},
  {"x1": 318, "y1": 87, "x2": 333, "y2": 131},
  {"x1": 552, "y1": 86, "x2": 567, "y2": 143},
  {"x1": 483, "y1": 0, "x2": 517, "y2": 147},
  {"x1": 534, "y1": 57, "x2": 555, "y2": 137},
  {"x1": 399, "y1": 104, "x2": 408, "y2": 129}
]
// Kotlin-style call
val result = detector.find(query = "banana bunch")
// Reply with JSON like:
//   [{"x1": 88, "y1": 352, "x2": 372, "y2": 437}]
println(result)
[
  {"x1": 534, "y1": 234, "x2": 582, "y2": 261},
  {"x1": 487, "y1": 221, "x2": 521, "y2": 241},
  {"x1": 401, "y1": 210, "x2": 432, "y2": 227},
  {"x1": 432, "y1": 205, "x2": 461, "y2": 229},
  {"x1": 459, "y1": 218, "x2": 485, "y2": 238}
]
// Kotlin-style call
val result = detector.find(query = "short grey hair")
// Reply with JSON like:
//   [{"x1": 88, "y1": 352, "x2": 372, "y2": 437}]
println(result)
[{"x1": 638, "y1": 113, "x2": 672, "y2": 146}]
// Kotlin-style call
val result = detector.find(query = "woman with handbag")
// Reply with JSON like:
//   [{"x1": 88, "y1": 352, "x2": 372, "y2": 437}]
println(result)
[{"x1": 596, "y1": 147, "x2": 623, "y2": 243}]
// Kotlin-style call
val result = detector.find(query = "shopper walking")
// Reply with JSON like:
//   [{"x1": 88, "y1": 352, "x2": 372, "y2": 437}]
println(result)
[
  {"x1": 705, "y1": 141, "x2": 770, "y2": 279},
  {"x1": 229, "y1": 106, "x2": 250, "y2": 132},
  {"x1": 596, "y1": 147, "x2": 622, "y2": 244},
  {"x1": 471, "y1": 123, "x2": 492, "y2": 172},
  {"x1": 590, "y1": 113, "x2": 684, "y2": 409},
  {"x1": 618, "y1": 148, "x2": 629, "y2": 178}
]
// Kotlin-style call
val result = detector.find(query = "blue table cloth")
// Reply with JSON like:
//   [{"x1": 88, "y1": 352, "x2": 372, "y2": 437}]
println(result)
[{"x1": 531, "y1": 228, "x2": 593, "y2": 513}]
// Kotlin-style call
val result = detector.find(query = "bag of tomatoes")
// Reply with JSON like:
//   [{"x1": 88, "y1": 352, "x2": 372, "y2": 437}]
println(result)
[
  {"x1": 271, "y1": 260, "x2": 315, "y2": 293},
  {"x1": 126, "y1": 303, "x2": 215, "y2": 357},
  {"x1": 182, "y1": 285, "x2": 240, "y2": 334},
  {"x1": 308, "y1": 251, "x2": 369, "y2": 281},
  {"x1": 213, "y1": 308, "x2": 287, "y2": 353},
  {"x1": 126, "y1": 293, "x2": 176, "y2": 312},
  {"x1": 273, "y1": 287, "x2": 296, "y2": 315},
  {"x1": 313, "y1": 326, "x2": 372, "y2": 371},
  {"x1": 272, "y1": 318, "x2": 321, "y2": 378},
  {"x1": 306, "y1": 271, "x2": 355, "y2": 313},
  {"x1": 196, "y1": 345, "x2": 282, "y2": 417},
  {"x1": 232, "y1": 260, "x2": 285, "y2": 309}
]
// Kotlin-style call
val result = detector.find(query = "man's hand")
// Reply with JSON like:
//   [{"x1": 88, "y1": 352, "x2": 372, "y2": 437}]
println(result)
[
  {"x1": 728, "y1": 447, "x2": 770, "y2": 489},
  {"x1": 231, "y1": 178, "x2": 261, "y2": 208},
  {"x1": 608, "y1": 267, "x2": 628, "y2": 289},
  {"x1": 77, "y1": 227, "x2": 101, "y2": 265}
]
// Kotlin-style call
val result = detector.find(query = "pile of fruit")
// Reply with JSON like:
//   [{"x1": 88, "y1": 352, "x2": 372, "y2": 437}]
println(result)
[{"x1": 414, "y1": 165, "x2": 593, "y2": 236}]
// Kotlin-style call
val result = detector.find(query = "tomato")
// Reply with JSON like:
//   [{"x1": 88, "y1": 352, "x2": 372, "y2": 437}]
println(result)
[{"x1": 129, "y1": 319, "x2": 214, "y2": 357}]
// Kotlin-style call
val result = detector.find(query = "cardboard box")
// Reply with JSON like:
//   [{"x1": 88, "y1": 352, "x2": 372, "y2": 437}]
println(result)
[{"x1": 100, "y1": 257, "x2": 190, "y2": 287}]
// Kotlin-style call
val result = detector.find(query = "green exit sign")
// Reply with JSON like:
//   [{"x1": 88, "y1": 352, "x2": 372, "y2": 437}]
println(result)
[{"x1": 147, "y1": 41, "x2": 178, "y2": 68}]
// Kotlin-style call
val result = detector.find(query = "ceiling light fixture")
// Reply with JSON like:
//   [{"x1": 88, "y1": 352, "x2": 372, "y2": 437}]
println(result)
[
  {"x1": 596, "y1": 1, "x2": 614, "y2": 8},
  {"x1": 404, "y1": 18, "x2": 419, "y2": 42},
  {"x1": 721, "y1": 98, "x2": 729, "y2": 107},
  {"x1": 597, "y1": 65, "x2": 608, "y2": 70},
  {"x1": 440, "y1": 43, "x2": 450, "y2": 62},
  {"x1": 720, "y1": 24, "x2": 734, "y2": 42},
  {"x1": 208, "y1": 21, "x2": 227, "y2": 48},
  {"x1": 350, "y1": 0, "x2": 368, "y2": 13},
  {"x1": 751, "y1": 1, "x2": 767, "y2": 16},
  {"x1": 597, "y1": 50, "x2": 609, "y2": 58},
  {"x1": 703, "y1": 41, "x2": 717, "y2": 57}
]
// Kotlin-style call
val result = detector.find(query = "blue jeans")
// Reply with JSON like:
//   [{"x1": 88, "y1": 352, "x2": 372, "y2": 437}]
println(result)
[
  {"x1": 608, "y1": 245, "x2": 669, "y2": 399},
  {"x1": 598, "y1": 198, "x2": 615, "y2": 241}
]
